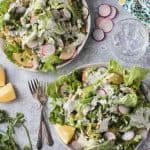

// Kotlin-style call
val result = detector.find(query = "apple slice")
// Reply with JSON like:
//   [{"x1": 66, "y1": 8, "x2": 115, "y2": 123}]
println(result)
[
  {"x1": 0, "y1": 83, "x2": 16, "y2": 103},
  {"x1": 0, "y1": 65, "x2": 5, "y2": 87},
  {"x1": 54, "y1": 124, "x2": 75, "y2": 144}
]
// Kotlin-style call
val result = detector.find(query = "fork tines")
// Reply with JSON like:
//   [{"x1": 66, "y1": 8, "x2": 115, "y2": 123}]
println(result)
[
  {"x1": 28, "y1": 79, "x2": 39, "y2": 94},
  {"x1": 28, "y1": 79, "x2": 48, "y2": 95}
]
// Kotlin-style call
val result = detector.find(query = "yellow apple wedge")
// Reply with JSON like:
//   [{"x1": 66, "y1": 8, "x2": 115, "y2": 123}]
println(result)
[
  {"x1": 0, "y1": 65, "x2": 6, "y2": 86},
  {"x1": 0, "y1": 83, "x2": 16, "y2": 103},
  {"x1": 54, "y1": 124, "x2": 75, "y2": 144}
]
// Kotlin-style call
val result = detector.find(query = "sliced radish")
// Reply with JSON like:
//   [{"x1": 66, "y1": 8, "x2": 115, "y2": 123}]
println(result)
[
  {"x1": 107, "y1": 6, "x2": 118, "y2": 19},
  {"x1": 99, "y1": 4, "x2": 111, "y2": 17},
  {"x1": 97, "y1": 18, "x2": 113, "y2": 33},
  {"x1": 95, "y1": 17, "x2": 104, "y2": 27},
  {"x1": 104, "y1": 132, "x2": 116, "y2": 140},
  {"x1": 59, "y1": 45, "x2": 76, "y2": 60},
  {"x1": 41, "y1": 44, "x2": 55, "y2": 56},
  {"x1": 118, "y1": 105, "x2": 129, "y2": 114},
  {"x1": 26, "y1": 40, "x2": 39, "y2": 49},
  {"x1": 99, "y1": 66, "x2": 107, "y2": 73},
  {"x1": 93, "y1": 29, "x2": 105, "y2": 42},
  {"x1": 98, "y1": 89, "x2": 107, "y2": 97},
  {"x1": 70, "y1": 141, "x2": 82, "y2": 150},
  {"x1": 30, "y1": 16, "x2": 38, "y2": 24},
  {"x1": 122, "y1": 131, "x2": 134, "y2": 141}
]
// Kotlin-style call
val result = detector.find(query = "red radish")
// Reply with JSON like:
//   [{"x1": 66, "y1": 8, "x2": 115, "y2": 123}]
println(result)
[
  {"x1": 118, "y1": 105, "x2": 129, "y2": 114},
  {"x1": 107, "y1": 6, "x2": 118, "y2": 19},
  {"x1": 104, "y1": 132, "x2": 116, "y2": 140},
  {"x1": 95, "y1": 17, "x2": 104, "y2": 27},
  {"x1": 99, "y1": 4, "x2": 111, "y2": 17},
  {"x1": 41, "y1": 44, "x2": 55, "y2": 56},
  {"x1": 30, "y1": 16, "x2": 38, "y2": 24},
  {"x1": 99, "y1": 66, "x2": 107, "y2": 73},
  {"x1": 122, "y1": 131, "x2": 134, "y2": 141},
  {"x1": 98, "y1": 89, "x2": 107, "y2": 97},
  {"x1": 59, "y1": 46, "x2": 76, "y2": 60},
  {"x1": 97, "y1": 18, "x2": 113, "y2": 33},
  {"x1": 93, "y1": 29, "x2": 105, "y2": 42}
]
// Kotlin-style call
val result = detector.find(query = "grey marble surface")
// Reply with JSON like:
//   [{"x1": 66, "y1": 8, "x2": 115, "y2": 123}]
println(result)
[{"x1": 0, "y1": 0, "x2": 150, "y2": 150}]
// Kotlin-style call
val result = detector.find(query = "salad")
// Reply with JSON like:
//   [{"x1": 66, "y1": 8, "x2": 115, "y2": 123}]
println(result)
[
  {"x1": 48, "y1": 60, "x2": 150, "y2": 150},
  {"x1": 0, "y1": 0, "x2": 89, "y2": 72}
]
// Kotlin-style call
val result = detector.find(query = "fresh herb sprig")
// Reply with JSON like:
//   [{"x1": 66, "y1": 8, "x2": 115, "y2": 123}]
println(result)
[{"x1": 0, "y1": 110, "x2": 32, "y2": 150}]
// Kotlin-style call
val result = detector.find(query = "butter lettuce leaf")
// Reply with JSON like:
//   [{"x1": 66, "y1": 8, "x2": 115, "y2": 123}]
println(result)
[
  {"x1": 108, "y1": 60, "x2": 149, "y2": 89},
  {"x1": 115, "y1": 93, "x2": 137, "y2": 107},
  {"x1": 47, "y1": 70, "x2": 82, "y2": 98},
  {"x1": 41, "y1": 55, "x2": 62, "y2": 72},
  {"x1": 0, "y1": 0, "x2": 14, "y2": 16},
  {"x1": 129, "y1": 107, "x2": 150, "y2": 129},
  {"x1": 108, "y1": 60, "x2": 125, "y2": 76},
  {"x1": 124, "y1": 66, "x2": 149, "y2": 89}
]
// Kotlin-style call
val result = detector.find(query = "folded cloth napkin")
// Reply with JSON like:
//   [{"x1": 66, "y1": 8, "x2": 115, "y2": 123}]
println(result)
[{"x1": 119, "y1": 0, "x2": 150, "y2": 30}]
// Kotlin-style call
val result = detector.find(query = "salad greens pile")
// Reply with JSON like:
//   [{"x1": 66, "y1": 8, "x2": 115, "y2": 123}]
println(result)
[
  {"x1": 48, "y1": 60, "x2": 150, "y2": 150},
  {"x1": 0, "y1": 0, "x2": 88, "y2": 72},
  {"x1": 0, "y1": 109, "x2": 32, "y2": 150}
]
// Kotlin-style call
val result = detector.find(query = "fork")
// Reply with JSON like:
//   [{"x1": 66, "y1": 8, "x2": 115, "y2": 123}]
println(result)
[{"x1": 28, "y1": 79, "x2": 54, "y2": 149}]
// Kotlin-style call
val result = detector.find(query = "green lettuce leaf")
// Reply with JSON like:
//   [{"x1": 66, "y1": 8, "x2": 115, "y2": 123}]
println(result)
[
  {"x1": 84, "y1": 140, "x2": 117, "y2": 150},
  {"x1": 115, "y1": 93, "x2": 137, "y2": 107},
  {"x1": 129, "y1": 107, "x2": 150, "y2": 129},
  {"x1": 108, "y1": 60, "x2": 125, "y2": 76},
  {"x1": 108, "y1": 60, "x2": 149, "y2": 89},
  {"x1": 124, "y1": 66, "x2": 149, "y2": 89},
  {"x1": 47, "y1": 70, "x2": 82, "y2": 98},
  {"x1": 41, "y1": 55, "x2": 62, "y2": 72},
  {"x1": 0, "y1": 0, "x2": 14, "y2": 16},
  {"x1": 0, "y1": 0, "x2": 14, "y2": 28}
]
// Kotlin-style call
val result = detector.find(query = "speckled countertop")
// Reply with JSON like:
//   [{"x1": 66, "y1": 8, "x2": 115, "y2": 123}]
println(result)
[{"x1": 0, "y1": 0, "x2": 150, "y2": 150}]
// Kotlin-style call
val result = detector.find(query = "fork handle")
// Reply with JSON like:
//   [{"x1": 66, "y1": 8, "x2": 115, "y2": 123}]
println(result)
[
  {"x1": 36, "y1": 109, "x2": 43, "y2": 149},
  {"x1": 43, "y1": 115, "x2": 54, "y2": 146}
]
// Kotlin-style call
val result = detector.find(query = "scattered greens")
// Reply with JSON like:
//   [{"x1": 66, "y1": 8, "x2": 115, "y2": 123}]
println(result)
[
  {"x1": 48, "y1": 60, "x2": 150, "y2": 150},
  {"x1": 0, "y1": 0, "x2": 88, "y2": 72},
  {"x1": 0, "y1": 110, "x2": 32, "y2": 150}
]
